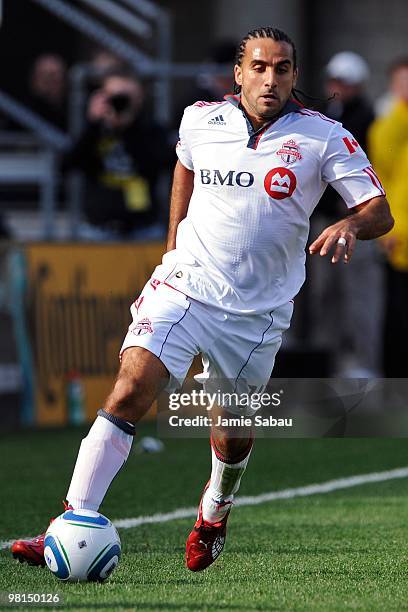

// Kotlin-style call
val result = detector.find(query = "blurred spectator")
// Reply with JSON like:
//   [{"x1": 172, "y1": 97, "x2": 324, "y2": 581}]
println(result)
[
  {"x1": 324, "y1": 51, "x2": 373, "y2": 149},
  {"x1": 90, "y1": 51, "x2": 126, "y2": 76},
  {"x1": 173, "y1": 40, "x2": 236, "y2": 129},
  {"x1": 309, "y1": 51, "x2": 383, "y2": 376},
  {"x1": 374, "y1": 90, "x2": 395, "y2": 118},
  {"x1": 374, "y1": 58, "x2": 408, "y2": 117},
  {"x1": 63, "y1": 69, "x2": 171, "y2": 240},
  {"x1": 369, "y1": 58, "x2": 408, "y2": 376},
  {"x1": 87, "y1": 50, "x2": 127, "y2": 91},
  {"x1": 25, "y1": 53, "x2": 68, "y2": 130}
]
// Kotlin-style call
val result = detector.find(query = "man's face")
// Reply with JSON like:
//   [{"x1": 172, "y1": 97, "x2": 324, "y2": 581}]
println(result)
[
  {"x1": 32, "y1": 56, "x2": 66, "y2": 102},
  {"x1": 391, "y1": 66, "x2": 408, "y2": 103},
  {"x1": 234, "y1": 38, "x2": 298, "y2": 123},
  {"x1": 102, "y1": 76, "x2": 144, "y2": 129}
]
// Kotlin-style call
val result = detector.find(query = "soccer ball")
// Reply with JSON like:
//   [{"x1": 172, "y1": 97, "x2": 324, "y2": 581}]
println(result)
[{"x1": 44, "y1": 509, "x2": 121, "y2": 582}]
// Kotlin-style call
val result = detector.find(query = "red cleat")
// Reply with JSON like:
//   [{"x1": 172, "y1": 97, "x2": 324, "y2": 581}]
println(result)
[
  {"x1": 11, "y1": 501, "x2": 72, "y2": 567},
  {"x1": 185, "y1": 483, "x2": 232, "y2": 572}
]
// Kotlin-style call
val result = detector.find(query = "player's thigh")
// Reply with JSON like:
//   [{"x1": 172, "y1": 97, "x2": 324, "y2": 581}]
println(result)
[
  {"x1": 119, "y1": 345, "x2": 169, "y2": 393},
  {"x1": 209, "y1": 302, "x2": 293, "y2": 380},
  {"x1": 121, "y1": 281, "x2": 199, "y2": 391},
  {"x1": 105, "y1": 346, "x2": 169, "y2": 420},
  {"x1": 203, "y1": 301, "x2": 294, "y2": 414}
]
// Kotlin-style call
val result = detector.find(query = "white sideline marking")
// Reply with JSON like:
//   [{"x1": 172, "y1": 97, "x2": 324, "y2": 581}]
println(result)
[{"x1": 3, "y1": 466, "x2": 408, "y2": 551}]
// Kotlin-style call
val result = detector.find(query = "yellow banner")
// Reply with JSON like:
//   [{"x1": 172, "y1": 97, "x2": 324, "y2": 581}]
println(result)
[{"x1": 25, "y1": 242, "x2": 164, "y2": 426}]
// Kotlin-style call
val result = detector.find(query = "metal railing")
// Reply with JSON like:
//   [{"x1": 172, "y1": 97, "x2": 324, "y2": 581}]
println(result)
[
  {"x1": 0, "y1": 149, "x2": 58, "y2": 239},
  {"x1": 30, "y1": 0, "x2": 232, "y2": 125},
  {"x1": 0, "y1": 89, "x2": 72, "y2": 240},
  {"x1": 0, "y1": 0, "x2": 232, "y2": 240},
  {"x1": 0, "y1": 90, "x2": 70, "y2": 151},
  {"x1": 30, "y1": 0, "x2": 170, "y2": 122},
  {"x1": 77, "y1": 0, "x2": 153, "y2": 38}
]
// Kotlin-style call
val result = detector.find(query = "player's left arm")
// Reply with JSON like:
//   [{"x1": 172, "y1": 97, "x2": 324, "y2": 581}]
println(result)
[
  {"x1": 310, "y1": 123, "x2": 394, "y2": 264},
  {"x1": 309, "y1": 195, "x2": 394, "y2": 263}
]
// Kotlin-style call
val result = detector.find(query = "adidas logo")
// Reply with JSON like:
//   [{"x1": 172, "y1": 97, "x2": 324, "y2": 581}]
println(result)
[{"x1": 208, "y1": 115, "x2": 226, "y2": 126}]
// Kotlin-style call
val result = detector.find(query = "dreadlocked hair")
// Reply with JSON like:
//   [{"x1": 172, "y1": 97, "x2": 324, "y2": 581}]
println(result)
[
  {"x1": 233, "y1": 27, "x2": 330, "y2": 107},
  {"x1": 233, "y1": 27, "x2": 297, "y2": 95}
]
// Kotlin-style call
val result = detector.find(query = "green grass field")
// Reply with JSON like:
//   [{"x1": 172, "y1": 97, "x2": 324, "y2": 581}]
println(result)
[{"x1": 1, "y1": 425, "x2": 408, "y2": 611}]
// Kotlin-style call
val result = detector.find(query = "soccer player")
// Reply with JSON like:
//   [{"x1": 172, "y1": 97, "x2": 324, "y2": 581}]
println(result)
[{"x1": 12, "y1": 27, "x2": 393, "y2": 572}]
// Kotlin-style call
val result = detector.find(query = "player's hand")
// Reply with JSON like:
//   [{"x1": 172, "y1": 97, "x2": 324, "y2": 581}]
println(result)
[
  {"x1": 309, "y1": 219, "x2": 358, "y2": 264},
  {"x1": 87, "y1": 90, "x2": 115, "y2": 124}
]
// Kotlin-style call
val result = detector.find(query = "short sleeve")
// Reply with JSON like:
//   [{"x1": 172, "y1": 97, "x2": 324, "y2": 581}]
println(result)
[
  {"x1": 175, "y1": 108, "x2": 194, "y2": 170},
  {"x1": 322, "y1": 123, "x2": 385, "y2": 208}
]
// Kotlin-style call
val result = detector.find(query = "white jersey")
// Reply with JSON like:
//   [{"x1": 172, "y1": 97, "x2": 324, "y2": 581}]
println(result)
[{"x1": 167, "y1": 95, "x2": 384, "y2": 315}]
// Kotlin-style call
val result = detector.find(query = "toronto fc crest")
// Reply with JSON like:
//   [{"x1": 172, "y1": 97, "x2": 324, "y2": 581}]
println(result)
[
  {"x1": 276, "y1": 139, "x2": 302, "y2": 164},
  {"x1": 133, "y1": 317, "x2": 153, "y2": 335}
]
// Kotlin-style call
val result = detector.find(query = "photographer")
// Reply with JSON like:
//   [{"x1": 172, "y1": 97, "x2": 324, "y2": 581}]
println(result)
[{"x1": 64, "y1": 69, "x2": 171, "y2": 240}]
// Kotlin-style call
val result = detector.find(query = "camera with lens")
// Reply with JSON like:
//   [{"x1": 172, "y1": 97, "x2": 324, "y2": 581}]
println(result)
[{"x1": 107, "y1": 93, "x2": 132, "y2": 114}]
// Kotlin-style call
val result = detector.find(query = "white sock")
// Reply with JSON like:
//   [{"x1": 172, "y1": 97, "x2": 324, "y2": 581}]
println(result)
[
  {"x1": 66, "y1": 415, "x2": 133, "y2": 511},
  {"x1": 202, "y1": 444, "x2": 252, "y2": 524}
]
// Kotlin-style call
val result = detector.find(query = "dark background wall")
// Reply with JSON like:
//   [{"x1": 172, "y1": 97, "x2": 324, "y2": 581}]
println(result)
[
  {"x1": 0, "y1": 0, "x2": 79, "y2": 97},
  {"x1": 0, "y1": 0, "x2": 406, "y2": 111},
  {"x1": 310, "y1": 0, "x2": 408, "y2": 99}
]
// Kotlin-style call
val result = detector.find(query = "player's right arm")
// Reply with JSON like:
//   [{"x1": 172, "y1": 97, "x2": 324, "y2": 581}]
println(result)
[
  {"x1": 166, "y1": 161, "x2": 194, "y2": 251},
  {"x1": 166, "y1": 107, "x2": 195, "y2": 252}
]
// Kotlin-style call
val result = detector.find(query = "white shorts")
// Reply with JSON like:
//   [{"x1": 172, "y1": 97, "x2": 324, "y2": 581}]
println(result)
[{"x1": 120, "y1": 266, "x2": 293, "y2": 415}]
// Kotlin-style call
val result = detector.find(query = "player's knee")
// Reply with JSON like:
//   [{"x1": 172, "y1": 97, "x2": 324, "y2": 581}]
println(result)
[
  {"x1": 105, "y1": 373, "x2": 149, "y2": 422},
  {"x1": 212, "y1": 431, "x2": 253, "y2": 463},
  {"x1": 115, "y1": 374, "x2": 145, "y2": 403}
]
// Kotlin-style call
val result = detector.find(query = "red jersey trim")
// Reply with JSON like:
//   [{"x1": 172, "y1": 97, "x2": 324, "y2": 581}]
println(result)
[
  {"x1": 299, "y1": 109, "x2": 336, "y2": 124},
  {"x1": 193, "y1": 100, "x2": 224, "y2": 107},
  {"x1": 363, "y1": 167, "x2": 386, "y2": 196},
  {"x1": 163, "y1": 281, "x2": 188, "y2": 297}
]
